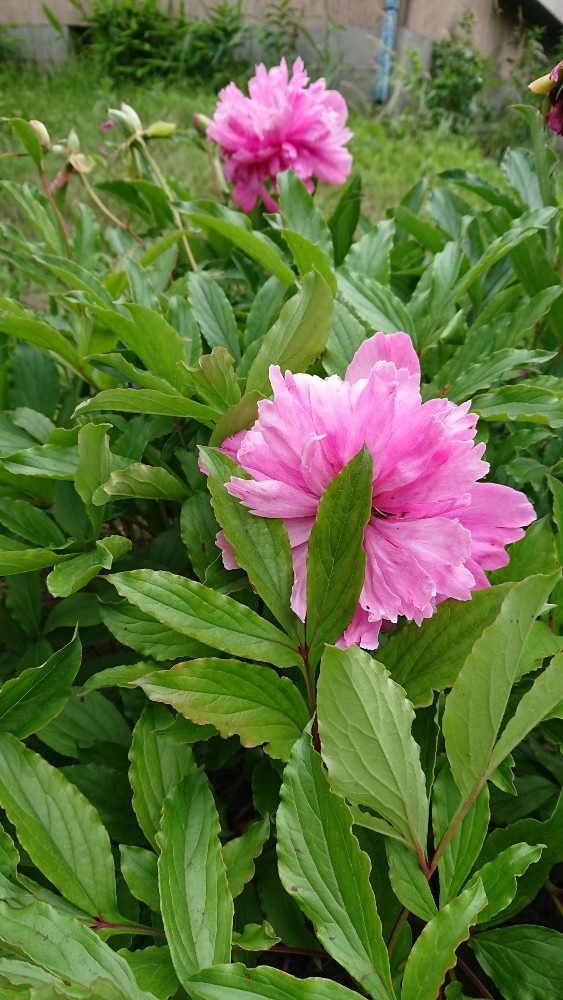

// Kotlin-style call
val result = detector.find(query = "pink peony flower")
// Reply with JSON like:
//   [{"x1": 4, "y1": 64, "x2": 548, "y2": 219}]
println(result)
[
  {"x1": 215, "y1": 333, "x2": 535, "y2": 649},
  {"x1": 206, "y1": 57, "x2": 353, "y2": 212}
]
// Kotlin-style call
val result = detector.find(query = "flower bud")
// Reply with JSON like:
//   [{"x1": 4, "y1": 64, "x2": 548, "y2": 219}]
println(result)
[
  {"x1": 105, "y1": 102, "x2": 143, "y2": 137},
  {"x1": 528, "y1": 73, "x2": 553, "y2": 95},
  {"x1": 193, "y1": 113, "x2": 211, "y2": 136},
  {"x1": 28, "y1": 120, "x2": 51, "y2": 149},
  {"x1": 144, "y1": 119, "x2": 176, "y2": 138},
  {"x1": 67, "y1": 128, "x2": 81, "y2": 153}
]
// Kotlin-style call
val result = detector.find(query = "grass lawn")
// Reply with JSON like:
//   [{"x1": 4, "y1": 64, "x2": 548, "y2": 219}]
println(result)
[{"x1": 0, "y1": 59, "x2": 507, "y2": 223}]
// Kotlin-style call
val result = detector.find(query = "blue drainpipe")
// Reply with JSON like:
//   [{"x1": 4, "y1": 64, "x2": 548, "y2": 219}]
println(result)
[{"x1": 374, "y1": 0, "x2": 401, "y2": 102}]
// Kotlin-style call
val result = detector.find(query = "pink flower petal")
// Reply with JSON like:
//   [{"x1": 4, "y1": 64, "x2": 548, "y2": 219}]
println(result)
[{"x1": 346, "y1": 332, "x2": 420, "y2": 383}]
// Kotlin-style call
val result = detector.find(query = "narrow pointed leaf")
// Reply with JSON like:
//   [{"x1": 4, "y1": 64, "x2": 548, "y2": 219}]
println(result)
[
  {"x1": 377, "y1": 583, "x2": 511, "y2": 707},
  {"x1": 432, "y1": 766, "x2": 490, "y2": 906},
  {"x1": 190, "y1": 963, "x2": 367, "y2": 1000},
  {"x1": 443, "y1": 572, "x2": 560, "y2": 799},
  {"x1": 0, "y1": 733, "x2": 118, "y2": 919},
  {"x1": 157, "y1": 770, "x2": 233, "y2": 982},
  {"x1": 489, "y1": 652, "x2": 563, "y2": 771},
  {"x1": 465, "y1": 843, "x2": 544, "y2": 924},
  {"x1": 201, "y1": 447, "x2": 298, "y2": 637},
  {"x1": 401, "y1": 881, "x2": 487, "y2": 1000},
  {"x1": 223, "y1": 815, "x2": 270, "y2": 898},
  {"x1": 277, "y1": 733, "x2": 395, "y2": 1000},
  {"x1": 108, "y1": 570, "x2": 301, "y2": 668},
  {"x1": 385, "y1": 840, "x2": 437, "y2": 922},
  {"x1": 246, "y1": 272, "x2": 333, "y2": 395},
  {"x1": 306, "y1": 446, "x2": 372, "y2": 665},
  {"x1": 0, "y1": 900, "x2": 152, "y2": 999},
  {"x1": 135, "y1": 659, "x2": 308, "y2": 761},
  {"x1": 318, "y1": 645, "x2": 429, "y2": 855},
  {"x1": 470, "y1": 925, "x2": 563, "y2": 1000},
  {"x1": 0, "y1": 633, "x2": 81, "y2": 739},
  {"x1": 129, "y1": 703, "x2": 196, "y2": 851}
]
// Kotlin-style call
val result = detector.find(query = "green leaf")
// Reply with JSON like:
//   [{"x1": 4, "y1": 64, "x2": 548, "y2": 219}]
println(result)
[
  {"x1": 0, "y1": 899, "x2": 152, "y2": 999},
  {"x1": 75, "y1": 389, "x2": 215, "y2": 426},
  {"x1": 157, "y1": 770, "x2": 233, "y2": 981},
  {"x1": 182, "y1": 348, "x2": 241, "y2": 411},
  {"x1": 0, "y1": 633, "x2": 81, "y2": 739},
  {"x1": 120, "y1": 846, "x2": 160, "y2": 912},
  {"x1": 317, "y1": 645, "x2": 429, "y2": 856},
  {"x1": 0, "y1": 498, "x2": 64, "y2": 548},
  {"x1": 385, "y1": 840, "x2": 437, "y2": 922},
  {"x1": 223, "y1": 815, "x2": 270, "y2": 899},
  {"x1": 328, "y1": 173, "x2": 361, "y2": 265},
  {"x1": 117, "y1": 946, "x2": 178, "y2": 1000},
  {"x1": 344, "y1": 221, "x2": 395, "y2": 283},
  {"x1": 188, "y1": 212, "x2": 295, "y2": 286},
  {"x1": 8, "y1": 118, "x2": 43, "y2": 168},
  {"x1": 443, "y1": 572, "x2": 560, "y2": 800},
  {"x1": 323, "y1": 299, "x2": 366, "y2": 377},
  {"x1": 189, "y1": 964, "x2": 361, "y2": 1000},
  {"x1": 401, "y1": 881, "x2": 487, "y2": 1000},
  {"x1": 3, "y1": 444, "x2": 78, "y2": 479},
  {"x1": 75, "y1": 423, "x2": 112, "y2": 536},
  {"x1": 37, "y1": 687, "x2": 130, "y2": 759},
  {"x1": 0, "y1": 546, "x2": 68, "y2": 576},
  {"x1": 446, "y1": 349, "x2": 555, "y2": 403},
  {"x1": 0, "y1": 313, "x2": 80, "y2": 369},
  {"x1": 129, "y1": 703, "x2": 196, "y2": 851},
  {"x1": 134, "y1": 659, "x2": 309, "y2": 761},
  {"x1": 489, "y1": 517, "x2": 558, "y2": 585},
  {"x1": 474, "y1": 792, "x2": 563, "y2": 924},
  {"x1": 470, "y1": 926, "x2": 563, "y2": 1000},
  {"x1": 201, "y1": 447, "x2": 298, "y2": 637},
  {"x1": 305, "y1": 446, "x2": 372, "y2": 665},
  {"x1": 0, "y1": 733, "x2": 118, "y2": 918},
  {"x1": 472, "y1": 382, "x2": 563, "y2": 427},
  {"x1": 246, "y1": 272, "x2": 333, "y2": 395},
  {"x1": 94, "y1": 463, "x2": 188, "y2": 504},
  {"x1": 278, "y1": 170, "x2": 333, "y2": 259},
  {"x1": 277, "y1": 733, "x2": 395, "y2": 1000},
  {"x1": 465, "y1": 842, "x2": 543, "y2": 925},
  {"x1": 82, "y1": 662, "x2": 161, "y2": 694},
  {"x1": 108, "y1": 570, "x2": 302, "y2": 668},
  {"x1": 100, "y1": 601, "x2": 215, "y2": 662},
  {"x1": 377, "y1": 583, "x2": 511, "y2": 707},
  {"x1": 47, "y1": 537, "x2": 131, "y2": 598},
  {"x1": 337, "y1": 272, "x2": 413, "y2": 340},
  {"x1": 431, "y1": 765, "x2": 489, "y2": 906},
  {"x1": 188, "y1": 273, "x2": 240, "y2": 360},
  {"x1": 489, "y1": 651, "x2": 563, "y2": 771},
  {"x1": 93, "y1": 306, "x2": 187, "y2": 387},
  {"x1": 232, "y1": 922, "x2": 280, "y2": 952},
  {"x1": 281, "y1": 231, "x2": 336, "y2": 294}
]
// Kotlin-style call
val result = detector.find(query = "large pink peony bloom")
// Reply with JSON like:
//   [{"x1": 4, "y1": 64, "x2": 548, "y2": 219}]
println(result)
[
  {"x1": 207, "y1": 57, "x2": 353, "y2": 212},
  {"x1": 216, "y1": 332, "x2": 534, "y2": 649}
]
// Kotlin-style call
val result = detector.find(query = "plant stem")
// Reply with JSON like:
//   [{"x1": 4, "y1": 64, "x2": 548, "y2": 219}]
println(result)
[
  {"x1": 79, "y1": 173, "x2": 143, "y2": 244},
  {"x1": 138, "y1": 141, "x2": 198, "y2": 271},
  {"x1": 387, "y1": 907, "x2": 409, "y2": 957},
  {"x1": 301, "y1": 644, "x2": 320, "y2": 752},
  {"x1": 456, "y1": 956, "x2": 494, "y2": 999},
  {"x1": 428, "y1": 783, "x2": 481, "y2": 877},
  {"x1": 40, "y1": 171, "x2": 71, "y2": 258},
  {"x1": 90, "y1": 917, "x2": 165, "y2": 937}
]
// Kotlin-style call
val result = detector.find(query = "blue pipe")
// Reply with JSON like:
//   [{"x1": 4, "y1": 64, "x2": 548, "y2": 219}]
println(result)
[{"x1": 374, "y1": 0, "x2": 401, "y2": 102}]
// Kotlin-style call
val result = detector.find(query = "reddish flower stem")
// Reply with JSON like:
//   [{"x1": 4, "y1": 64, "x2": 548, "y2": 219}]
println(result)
[{"x1": 40, "y1": 171, "x2": 71, "y2": 258}]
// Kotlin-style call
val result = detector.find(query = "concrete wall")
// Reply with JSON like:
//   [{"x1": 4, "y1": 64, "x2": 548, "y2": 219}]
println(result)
[{"x1": 1, "y1": 1, "x2": 558, "y2": 98}]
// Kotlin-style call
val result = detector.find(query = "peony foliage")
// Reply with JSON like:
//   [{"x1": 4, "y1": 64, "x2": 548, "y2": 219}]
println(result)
[{"x1": 0, "y1": 57, "x2": 561, "y2": 1000}]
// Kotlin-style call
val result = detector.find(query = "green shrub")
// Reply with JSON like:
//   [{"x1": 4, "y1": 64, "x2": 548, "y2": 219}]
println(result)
[{"x1": 0, "y1": 92, "x2": 561, "y2": 1000}]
